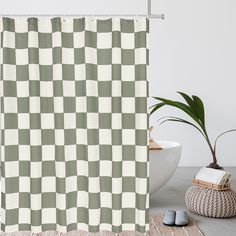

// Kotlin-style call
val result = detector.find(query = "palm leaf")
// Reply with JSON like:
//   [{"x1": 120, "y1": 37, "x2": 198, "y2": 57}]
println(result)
[
  {"x1": 177, "y1": 92, "x2": 195, "y2": 109},
  {"x1": 158, "y1": 116, "x2": 206, "y2": 137},
  {"x1": 153, "y1": 96, "x2": 202, "y2": 127},
  {"x1": 177, "y1": 92, "x2": 200, "y2": 118},
  {"x1": 192, "y1": 95, "x2": 205, "y2": 126},
  {"x1": 149, "y1": 104, "x2": 156, "y2": 109},
  {"x1": 149, "y1": 102, "x2": 165, "y2": 115}
]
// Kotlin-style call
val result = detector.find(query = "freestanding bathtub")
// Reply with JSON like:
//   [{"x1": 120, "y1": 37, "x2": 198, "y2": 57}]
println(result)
[{"x1": 149, "y1": 140, "x2": 182, "y2": 194}]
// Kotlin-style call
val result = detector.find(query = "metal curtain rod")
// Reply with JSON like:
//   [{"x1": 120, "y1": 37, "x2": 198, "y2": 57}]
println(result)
[
  {"x1": 0, "y1": 14, "x2": 164, "y2": 19},
  {"x1": 0, "y1": 0, "x2": 164, "y2": 19}
]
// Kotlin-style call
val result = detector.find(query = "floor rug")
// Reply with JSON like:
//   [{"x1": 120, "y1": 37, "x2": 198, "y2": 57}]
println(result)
[
  {"x1": 148, "y1": 213, "x2": 204, "y2": 236},
  {"x1": 1, "y1": 214, "x2": 204, "y2": 236}
]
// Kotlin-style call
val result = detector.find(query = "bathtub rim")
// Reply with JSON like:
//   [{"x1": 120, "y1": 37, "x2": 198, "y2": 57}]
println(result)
[{"x1": 149, "y1": 140, "x2": 182, "y2": 151}]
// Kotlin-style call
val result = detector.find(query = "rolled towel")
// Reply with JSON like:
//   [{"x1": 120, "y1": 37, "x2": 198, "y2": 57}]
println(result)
[{"x1": 195, "y1": 167, "x2": 231, "y2": 185}]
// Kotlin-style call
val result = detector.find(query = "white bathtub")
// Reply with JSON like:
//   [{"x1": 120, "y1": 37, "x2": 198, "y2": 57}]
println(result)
[{"x1": 149, "y1": 140, "x2": 182, "y2": 194}]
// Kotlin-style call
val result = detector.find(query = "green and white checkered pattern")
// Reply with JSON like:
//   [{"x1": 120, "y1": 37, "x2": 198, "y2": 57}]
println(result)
[{"x1": 0, "y1": 17, "x2": 149, "y2": 234}]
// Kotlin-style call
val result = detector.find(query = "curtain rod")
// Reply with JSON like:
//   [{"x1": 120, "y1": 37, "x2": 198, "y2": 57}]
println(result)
[
  {"x1": 0, "y1": 1, "x2": 164, "y2": 19},
  {"x1": 0, "y1": 14, "x2": 164, "y2": 19}
]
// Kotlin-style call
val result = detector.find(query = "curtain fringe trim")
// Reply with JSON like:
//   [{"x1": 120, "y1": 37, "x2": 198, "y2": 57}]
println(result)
[{"x1": 1, "y1": 230, "x2": 149, "y2": 236}]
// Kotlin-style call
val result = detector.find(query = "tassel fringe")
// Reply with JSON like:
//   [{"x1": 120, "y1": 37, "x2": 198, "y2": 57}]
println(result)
[
  {"x1": 0, "y1": 214, "x2": 204, "y2": 236},
  {"x1": 1, "y1": 230, "x2": 147, "y2": 236}
]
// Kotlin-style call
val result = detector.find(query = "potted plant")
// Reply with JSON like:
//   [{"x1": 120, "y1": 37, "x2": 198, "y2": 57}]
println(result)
[{"x1": 150, "y1": 92, "x2": 236, "y2": 169}]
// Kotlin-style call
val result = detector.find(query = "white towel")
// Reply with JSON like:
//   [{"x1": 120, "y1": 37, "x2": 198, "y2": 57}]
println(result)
[{"x1": 195, "y1": 167, "x2": 231, "y2": 185}]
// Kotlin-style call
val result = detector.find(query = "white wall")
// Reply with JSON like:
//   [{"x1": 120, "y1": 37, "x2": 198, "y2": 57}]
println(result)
[
  {"x1": 1, "y1": 0, "x2": 236, "y2": 166},
  {"x1": 150, "y1": 0, "x2": 236, "y2": 167}
]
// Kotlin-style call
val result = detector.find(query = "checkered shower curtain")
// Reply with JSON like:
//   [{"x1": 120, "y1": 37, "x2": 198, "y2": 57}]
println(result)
[{"x1": 0, "y1": 17, "x2": 149, "y2": 234}]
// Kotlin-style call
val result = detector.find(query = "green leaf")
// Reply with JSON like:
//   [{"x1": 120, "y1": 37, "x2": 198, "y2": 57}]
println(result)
[
  {"x1": 149, "y1": 102, "x2": 165, "y2": 115},
  {"x1": 192, "y1": 95, "x2": 205, "y2": 126},
  {"x1": 149, "y1": 104, "x2": 157, "y2": 109},
  {"x1": 177, "y1": 92, "x2": 199, "y2": 117},
  {"x1": 159, "y1": 116, "x2": 206, "y2": 138},
  {"x1": 177, "y1": 92, "x2": 195, "y2": 109},
  {"x1": 153, "y1": 96, "x2": 202, "y2": 127}
]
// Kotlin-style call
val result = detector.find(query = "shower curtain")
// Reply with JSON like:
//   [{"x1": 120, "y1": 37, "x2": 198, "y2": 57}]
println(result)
[{"x1": 0, "y1": 17, "x2": 149, "y2": 234}]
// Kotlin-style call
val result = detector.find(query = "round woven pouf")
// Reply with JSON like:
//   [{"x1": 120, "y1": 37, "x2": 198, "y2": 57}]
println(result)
[{"x1": 185, "y1": 186, "x2": 236, "y2": 218}]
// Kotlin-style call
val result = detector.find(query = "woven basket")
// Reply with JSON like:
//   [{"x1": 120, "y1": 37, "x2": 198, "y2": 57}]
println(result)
[{"x1": 185, "y1": 185, "x2": 236, "y2": 218}]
